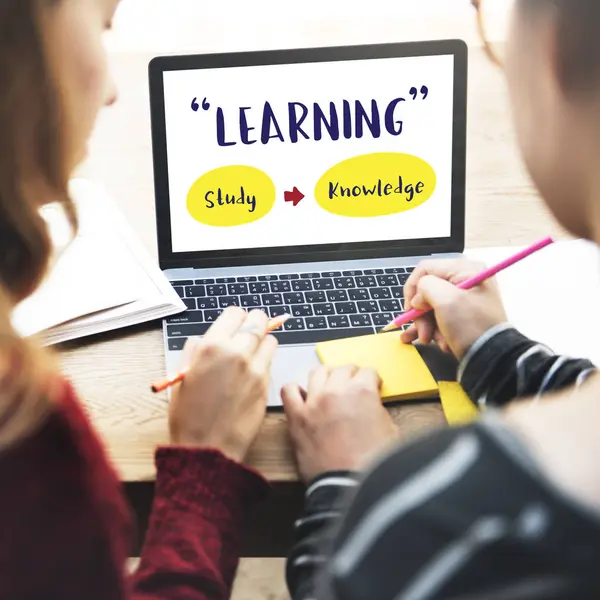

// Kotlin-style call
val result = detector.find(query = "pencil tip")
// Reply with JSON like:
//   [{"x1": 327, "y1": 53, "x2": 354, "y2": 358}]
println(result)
[{"x1": 151, "y1": 385, "x2": 158, "y2": 393}]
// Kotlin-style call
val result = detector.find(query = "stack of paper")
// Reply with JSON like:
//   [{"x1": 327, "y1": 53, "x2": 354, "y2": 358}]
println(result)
[{"x1": 11, "y1": 179, "x2": 186, "y2": 345}]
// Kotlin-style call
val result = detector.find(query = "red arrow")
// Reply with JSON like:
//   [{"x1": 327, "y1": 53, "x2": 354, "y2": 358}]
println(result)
[{"x1": 284, "y1": 187, "x2": 305, "y2": 207}]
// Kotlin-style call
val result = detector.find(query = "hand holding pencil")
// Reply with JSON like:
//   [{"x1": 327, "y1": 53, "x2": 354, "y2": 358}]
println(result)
[
  {"x1": 164, "y1": 307, "x2": 282, "y2": 462},
  {"x1": 396, "y1": 238, "x2": 553, "y2": 359}
]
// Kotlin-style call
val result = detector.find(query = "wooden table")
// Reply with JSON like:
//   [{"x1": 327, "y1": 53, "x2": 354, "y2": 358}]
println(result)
[{"x1": 61, "y1": 46, "x2": 565, "y2": 555}]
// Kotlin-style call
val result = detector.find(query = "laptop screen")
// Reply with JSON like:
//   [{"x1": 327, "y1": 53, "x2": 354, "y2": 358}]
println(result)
[{"x1": 158, "y1": 49, "x2": 460, "y2": 259}]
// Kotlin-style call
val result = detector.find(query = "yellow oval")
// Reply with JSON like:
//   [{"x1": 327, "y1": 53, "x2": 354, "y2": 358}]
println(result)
[
  {"x1": 186, "y1": 165, "x2": 276, "y2": 227},
  {"x1": 315, "y1": 153, "x2": 436, "y2": 218}
]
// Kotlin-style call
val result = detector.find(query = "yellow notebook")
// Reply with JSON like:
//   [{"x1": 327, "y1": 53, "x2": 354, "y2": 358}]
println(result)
[
  {"x1": 316, "y1": 333, "x2": 438, "y2": 403},
  {"x1": 438, "y1": 381, "x2": 479, "y2": 426}
]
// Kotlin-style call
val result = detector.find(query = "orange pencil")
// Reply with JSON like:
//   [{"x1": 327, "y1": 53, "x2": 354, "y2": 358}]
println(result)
[{"x1": 151, "y1": 313, "x2": 291, "y2": 393}]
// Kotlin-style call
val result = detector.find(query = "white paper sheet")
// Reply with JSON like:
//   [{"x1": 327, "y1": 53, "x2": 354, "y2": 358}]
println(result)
[{"x1": 467, "y1": 239, "x2": 600, "y2": 366}]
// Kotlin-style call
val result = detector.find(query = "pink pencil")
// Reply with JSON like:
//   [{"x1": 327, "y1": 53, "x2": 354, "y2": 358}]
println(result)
[{"x1": 379, "y1": 236, "x2": 554, "y2": 333}]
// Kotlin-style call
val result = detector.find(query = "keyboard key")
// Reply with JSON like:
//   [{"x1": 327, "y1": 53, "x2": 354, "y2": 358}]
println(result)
[
  {"x1": 271, "y1": 327, "x2": 372, "y2": 345},
  {"x1": 168, "y1": 337, "x2": 187, "y2": 351},
  {"x1": 292, "y1": 280, "x2": 312, "y2": 292},
  {"x1": 241, "y1": 295, "x2": 261, "y2": 307},
  {"x1": 356, "y1": 276, "x2": 376, "y2": 288},
  {"x1": 300, "y1": 272, "x2": 321, "y2": 279},
  {"x1": 258, "y1": 274, "x2": 279, "y2": 281},
  {"x1": 284, "y1": 318, "x2": 305, "y2": 331},
  {"x1": 314, "y1": 303, "x2": 335, "y2": 315},
  {"x1": 167, "y1": 310, "x2": 205, "y2": 324},
  {"x1": 306, "y1": 316, "x2": 327, "y2": 329},
  {"x1": 172, "y1": 280, "x2": 194, "y2": 286},
  {"x1": 197, "y1": 297, "x2": 218, "y2": 309},
  {"x1": 350, "y1": 314, "x2": 372, "y2": 327},
  {"x1": 183, "y1": 298, "x2": 196, "y2": 310},
  {"x1": 292, "y1": 304, "x2": 313, "y2": 317},
  {"x1": 204, "y1": 310, "x2": 223, "y2": 322},
  {"x1": 391, "y1": 286, "x2": 404, "y2": 299},
  {"x1": 279, "y1": 274, "x2": 299, "y2": 280},
  {"x1": 270, "y1": 281, "x2": 292, "y2": 293},
  {"x1": 306, "y1": 291, "x2": 326, "y2": 303},
  {"x1": 167, "y1": 323, "x2": 210, "y2": 337},
  {"x1": 228, "y1": 283, "x2": 248, "y2": 295},
  {"x1": 321, "y1": 271, "x2": 342, "y2": 278},
  {"x1": 250, "y1": 282, "x2": 269, "y2": 294},
  {"x1": 283, "y1": 292, "x2": 305, "y2": 305},
  {"x1": 372, "y1": 313, "x2": 394, "y2": 327},
  {"x1": 216, "y1": 277, "x2": 236, "y2": 283},
  {"x1": 377, "y1": 274, "x2": 398, "y2": 286},
  {"x1": 406, "y1": 267, "x2": 415, "y2": 273},
  {"x1": 195, "y1": 278, "x2": 214, "y2": 285},
  {"x1": 236, "y1": 276, "x2": 257, "y2": 282},
  {"x1": 327, "y1": 290, "x2": 348, "y2": 302},
  {"x1": 349, "y1": 289, "x2": 369, "y2": 301},
  {"x1": 207, "y1": 284, "x2": 226, "y2": 296},
  {"x1": 370, "y1": 287, "x2": 391, "y2": 300},
  {"x1": 335, "y1": 302, "x2": 357, "y2": 315},
  {"x1": 185, "y1": 285, "x2": 206, "y2": 298},
  {"x1": 380, "y1": 299, "x2": 402, "y2": 312},
  {"x1": 357, "y1": 301, "x2": 379, "y2": 313},
  {"x1": 384, "y1": 268, "x2": 406, "y2": 274},
  {"x1": 269, "y1": 305, "x2": 290, "y2": 318},
  {"x1": 364, "y1": 269, "x2": 384, "y2": 275},
  {"x1": 262, "y1": 293, "x2": 283, "y2": 306},
  {"x1": 398, "y1": 274, "x2": 410, "y2": 285},
  {"x1": 328, "y1": 315, "x2": 350, "y2": 328},
  {"x1": 173, "y1": 286, "x2": 185, "y2": 298},
  {"x1": 342, "y1": 270, "x2": 363, "y2": 276},
  {"x1": 313, "y1": 278, "x2": 334, "y2": 290},
  {"x1": 334, "y1": 277, "x2": 356, "y2": 289},
  {"x1": 219, "y1": 296, "x2": 240, "y2": 308}
]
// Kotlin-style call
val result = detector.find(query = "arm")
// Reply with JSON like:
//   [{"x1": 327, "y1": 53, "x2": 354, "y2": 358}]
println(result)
[
  {"x1": 288, "y1": 422, "x2": 596, "y2": 600},
  {"x1": 458, "y1": 324, "x2": 596, "y2": 407},
  {"x1": 130, "y1": 448, "x2": 268, "y2": 600},
  {"x1": 286, "y1": 471, "x2": 359, "y2": 600}
]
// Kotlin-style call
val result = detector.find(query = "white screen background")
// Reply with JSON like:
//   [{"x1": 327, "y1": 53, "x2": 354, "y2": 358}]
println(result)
[{"x1": 163, "y1": 54, "x2": 455, "y2": 254}]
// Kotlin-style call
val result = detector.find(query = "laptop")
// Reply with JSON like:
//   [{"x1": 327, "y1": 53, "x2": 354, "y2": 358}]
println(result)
[{"x1": 149, "y1": 40, "x2": 468, "y2": 407}]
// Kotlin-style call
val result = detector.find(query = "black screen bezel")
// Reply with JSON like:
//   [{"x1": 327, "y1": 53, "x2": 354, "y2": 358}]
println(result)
[{"x1": 149, "y1": 40, "x2": 468, "y2": 270}]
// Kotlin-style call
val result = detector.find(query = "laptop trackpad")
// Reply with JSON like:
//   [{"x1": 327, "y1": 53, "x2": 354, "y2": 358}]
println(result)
[{"x1": 268, "y1": 345, "x2": 321, "y2": 408}]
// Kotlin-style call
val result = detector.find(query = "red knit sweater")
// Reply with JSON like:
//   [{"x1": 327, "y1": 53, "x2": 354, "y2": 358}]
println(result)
[{"x1": 0, "y1": 378, "x2": 269, "y2": 599}]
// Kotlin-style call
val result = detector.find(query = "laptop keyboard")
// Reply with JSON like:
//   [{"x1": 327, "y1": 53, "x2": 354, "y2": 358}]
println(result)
[{"x1": 165, "y1": 266, "x2": 415, "y2": 350}]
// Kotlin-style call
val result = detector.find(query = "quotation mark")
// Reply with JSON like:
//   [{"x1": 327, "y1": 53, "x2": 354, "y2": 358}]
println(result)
[
  {"x1": 409, "y1": 85, "x2": 429, "y2": 100},
  {"x1": 191, "y1": 97, "x2": 211, "y2": 112}
]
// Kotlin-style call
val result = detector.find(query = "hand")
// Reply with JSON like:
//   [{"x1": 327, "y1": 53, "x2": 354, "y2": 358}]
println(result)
[
  {"x1": 400, "y1": 258, "x2": 507, "y2": 359},
  {"x1": 169, "y1": 307, "x2": 278, "y2": 462},
  {"x1": 281, "y1": 366, "x2": 398, "y2": 483}
]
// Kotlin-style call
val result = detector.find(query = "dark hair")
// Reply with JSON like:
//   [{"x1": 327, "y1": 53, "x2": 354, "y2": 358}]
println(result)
[{"x1": 521, "y1": 0, "x2": 600, "y2": 94}]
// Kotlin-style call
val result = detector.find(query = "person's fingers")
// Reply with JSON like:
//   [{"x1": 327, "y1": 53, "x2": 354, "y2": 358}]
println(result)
[
  {"x1": 251, "y1": 334, "x2": 279, "y2": 374},
  {"x1": 353, "y1": 367, "x2": 382, "y2": 391},
  {"x1": 433, "y1": 330, "x2": 450, "y2": 353},
  {"x1": 400, "y1": 324, "x2": 419, "y2": 345},
  {"x1": 281, "y1": 383, "x2": 306, "y2": 417},
  {"x1": 230, "y1": 309, "x2": 269, "y2": 356},
  {"x1": 404, "y1": 259, "x2": 486, "y2": 306},
  {"x1": 203, "y1": 306, "x2": 247, "y2": 341},
  {"x1": 414, "y1": 315, "x2": 436, "y2": 345},
  {"x1": 307, "y1": 366, "x2": 331, "y2": 397},
  {"x1": 328, "y1": 364, "x2": 360, "y2": 387},
  {"x1": 415, "y1": 275, "x2": 466, "y2": 312}
]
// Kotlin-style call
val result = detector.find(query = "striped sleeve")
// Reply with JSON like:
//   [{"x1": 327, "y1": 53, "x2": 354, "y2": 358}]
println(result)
[
  {"x1": 286, "y1": 472, "x2": 360, "y2": 600},
  {"x1": 458, "y1": 324, "x2": 596, "y2": 408},
  {"x1": 288, "y1": 425, "x2": 600, "y2": 600}
]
